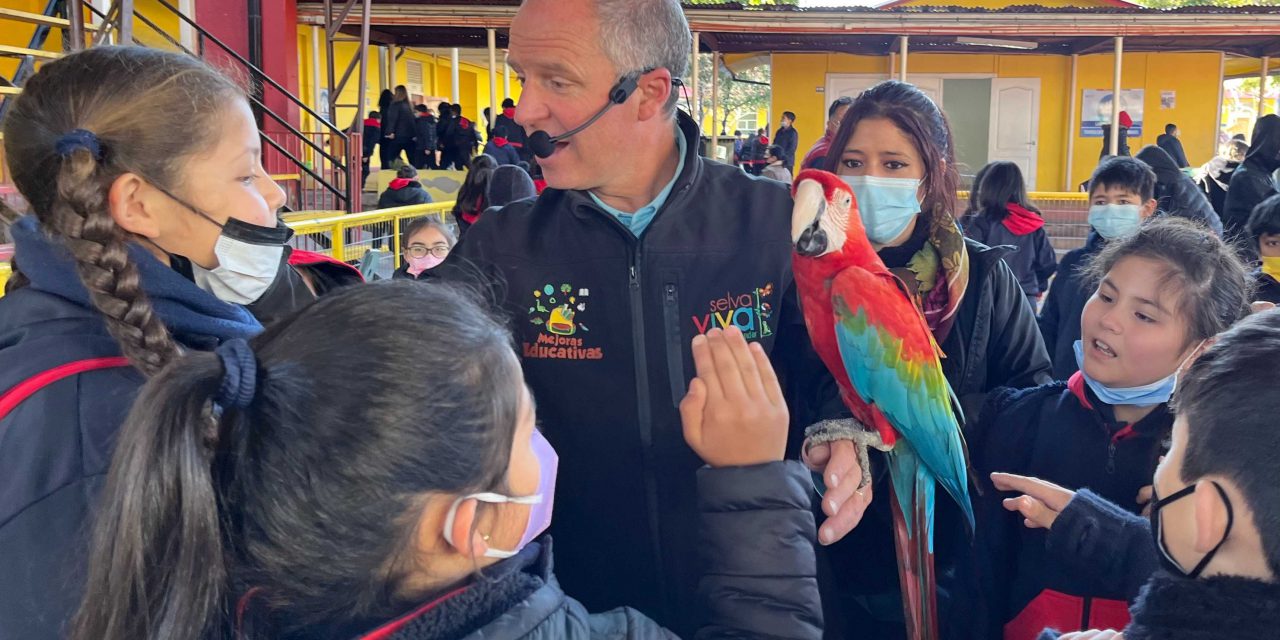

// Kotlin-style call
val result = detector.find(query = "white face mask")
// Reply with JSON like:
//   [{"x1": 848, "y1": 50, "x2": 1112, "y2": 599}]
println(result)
[{"x1": 191, "y1": 217, "x2": 291, "y2": 305}]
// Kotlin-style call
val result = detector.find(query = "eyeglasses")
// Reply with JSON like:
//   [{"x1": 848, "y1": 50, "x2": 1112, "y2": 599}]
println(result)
[{"x1": 406, "y1": 244, "x2": 450, "y2": 259}]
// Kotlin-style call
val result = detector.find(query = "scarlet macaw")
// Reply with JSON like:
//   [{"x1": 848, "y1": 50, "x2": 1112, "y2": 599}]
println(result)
[{"x1": 790, "y1": 169, "x2": 974, "y2": 640}]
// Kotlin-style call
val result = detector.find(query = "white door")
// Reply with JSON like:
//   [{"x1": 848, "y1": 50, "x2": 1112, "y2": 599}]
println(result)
[{"x1": 989, "y1": 78, "x2": 1041, "y2": 189}]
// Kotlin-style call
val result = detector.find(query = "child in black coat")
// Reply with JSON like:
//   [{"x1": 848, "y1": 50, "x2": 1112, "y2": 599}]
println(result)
[
  {"x1": 1246, "y1": 194, "x2": 1280, "y2": 305},
  {"x1": 972, "y1": 217, "x2": 1252, "y2": 640},
  {"x1": 998, "y1": 309, "x2": 1280, "y2": 640}
]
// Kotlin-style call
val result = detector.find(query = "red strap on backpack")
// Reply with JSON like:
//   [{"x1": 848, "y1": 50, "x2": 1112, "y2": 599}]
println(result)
[{"x1": 0, "y1": 357, "x2": 131, "y2": 421}]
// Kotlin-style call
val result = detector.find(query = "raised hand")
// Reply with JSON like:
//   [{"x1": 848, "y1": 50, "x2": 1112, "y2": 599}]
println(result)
[{"x1": 680, "y1": 327, "x2": 789, "y2": 468}]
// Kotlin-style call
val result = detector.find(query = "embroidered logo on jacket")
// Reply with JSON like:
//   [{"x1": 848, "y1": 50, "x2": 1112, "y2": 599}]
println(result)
[
  {"x1": 692, "y1": 282, "x2": 775, "y2": 340},
  {"x1": 523, "y1": 283, "x2": 604, "y2": 360}
]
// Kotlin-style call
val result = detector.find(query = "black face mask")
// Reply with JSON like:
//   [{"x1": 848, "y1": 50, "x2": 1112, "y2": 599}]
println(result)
[{"x1": 1150, "y1": 481, "x2": 1234, "y2": 579}]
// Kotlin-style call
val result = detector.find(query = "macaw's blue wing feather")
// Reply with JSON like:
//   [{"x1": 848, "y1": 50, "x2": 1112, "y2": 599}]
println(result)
[{"x1": 829, "y1": 268, "x2": 974, "y2": 531}]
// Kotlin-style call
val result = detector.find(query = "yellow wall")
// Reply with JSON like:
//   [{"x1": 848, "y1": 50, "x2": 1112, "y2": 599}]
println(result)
[
  {"x1": 1070, "y1": 52, "x2": 1222, "y2": 187},
  {"x1": 772, "y1": 51, "x2": 1220, "y2": 191}
]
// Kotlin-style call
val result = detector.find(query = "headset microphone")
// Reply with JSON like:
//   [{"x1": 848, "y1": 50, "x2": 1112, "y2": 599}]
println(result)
[{"x1": 528, "y1": 72, "x2": 644, "y2": 159}]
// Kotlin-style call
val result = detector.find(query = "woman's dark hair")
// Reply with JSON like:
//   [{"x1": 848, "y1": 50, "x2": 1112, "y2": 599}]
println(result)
[
  {"x1": 824, "y1": 80, "x2": 960, "y2": 224},
  {"x1": 1174, "y1": 309, "x2": 1280, "y2": 580},
  {"x1": 4, "y1": 46, "x2": 244, "y2": 375},
  {"x1": 396, "y1": 164, "x2": 418, "y2": 180},
  {"x1": 453, "y1": 154, "x2": 499, "y2": 217},
  {"x1": 69, "y1": 281, "x2": 523, "y2": 640},
  {"x1": 766, "y1": 144, "x2": 785, "y2": 163},
  {"x1": 402, "y1": 216, "x2": 456, "y2": 251},
  {"x1": 1084, "y1": 216, "x2": 1251, "y2": 345},
  {"x1": 378, "y1": 89, "x2": 393, "y2": 114},
  {"x1": 973, "y1": 161, "x2": 1040, "y2": 222},
  {"x1": 394, "y1": 85, "x2": 410, "y2": 103}
]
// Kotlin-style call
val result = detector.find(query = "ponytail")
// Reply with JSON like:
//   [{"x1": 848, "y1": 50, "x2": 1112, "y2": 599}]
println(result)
[{"x1": 69, "y1": 350, "x2": 233, "y2": 640}]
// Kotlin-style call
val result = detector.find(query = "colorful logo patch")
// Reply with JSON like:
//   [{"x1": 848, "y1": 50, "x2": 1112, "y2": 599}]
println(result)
[
  {"x1": 523, "y1": 283, "x2": 604, "y2": 360},
  {"x1": 692, "y1": 282, "x2": 775, "y2": 340}
]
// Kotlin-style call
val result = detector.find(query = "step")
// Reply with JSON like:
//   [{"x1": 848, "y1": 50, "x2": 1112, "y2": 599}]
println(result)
[
  {"x1": 0, "y1": 44, "x2": 61, "y2": 60},
  {"x1": 0, "y1": 7, "x2": 71, "y2": 29}
]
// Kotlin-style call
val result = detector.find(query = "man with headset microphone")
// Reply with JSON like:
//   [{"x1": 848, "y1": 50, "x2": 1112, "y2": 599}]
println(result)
[{"x1": 434, "y1": 0, "x2": 853, "y2": 633}]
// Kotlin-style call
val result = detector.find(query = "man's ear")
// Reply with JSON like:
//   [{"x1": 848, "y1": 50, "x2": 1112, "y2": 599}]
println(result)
[
  {"x1": 635, "y1": 68, "x2": 675, "y2": 122},
  {"x1": 107, "y1": 172, "x2": 164, "y2": 239}
]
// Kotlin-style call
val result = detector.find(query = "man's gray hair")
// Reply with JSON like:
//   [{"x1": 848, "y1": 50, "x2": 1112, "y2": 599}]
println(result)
[{"x1": 595, "y1": 0, "x2": 691, "y2": 113}]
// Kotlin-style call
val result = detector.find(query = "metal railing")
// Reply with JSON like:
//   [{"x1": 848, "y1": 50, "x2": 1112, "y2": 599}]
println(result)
[
  {"x1": 0, "y1": 0, "x2": 67, "y2": 122},
  {"x1": 286, "y1": 202, "x2": 455, "y2": 268}
]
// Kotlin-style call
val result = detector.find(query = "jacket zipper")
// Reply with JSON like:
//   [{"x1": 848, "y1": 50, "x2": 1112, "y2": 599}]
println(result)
[
  {"x1": 663, "y1": 282, "x2": 686, "y2": 407},
  {"x1": 629, "y1": 250, "x2": 669, "y2": 610},
  {"x1": 1080, "y1": 595, "x2": 1093, "y2": 630},
  {"x1": 1106, "y1": 424, "x2": 1136, "y2": 474}
]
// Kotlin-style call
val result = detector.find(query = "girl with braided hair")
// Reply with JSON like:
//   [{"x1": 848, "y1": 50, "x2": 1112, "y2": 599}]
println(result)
[{"x1": 0, "y1": 46, "x2": 354, "y2": 638}]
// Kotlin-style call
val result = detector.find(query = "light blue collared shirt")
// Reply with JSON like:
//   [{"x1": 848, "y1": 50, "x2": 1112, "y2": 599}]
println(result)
[{"x1": 588, "y1": 130, "x2": 686, "y2": 237}]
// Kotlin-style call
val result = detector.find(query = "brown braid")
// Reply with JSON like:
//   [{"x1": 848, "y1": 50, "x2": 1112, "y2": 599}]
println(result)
[
  {"x1": 3, "y1": 46, "x2": 244, "y2": 375},
  {"x1": 44, "y1": 150, "x2": 180, "y2": 375}
]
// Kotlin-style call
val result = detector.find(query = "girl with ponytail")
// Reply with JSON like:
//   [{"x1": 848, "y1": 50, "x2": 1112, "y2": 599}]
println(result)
[
  {"x1": 71, "y1": 281, "x2": 822, "y2": 639},
  {"x1": 0, "y1": 45, "x2": 350, "y2": 638}
]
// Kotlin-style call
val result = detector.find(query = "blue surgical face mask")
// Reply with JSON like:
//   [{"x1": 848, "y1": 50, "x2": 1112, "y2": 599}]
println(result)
[
  {"x1": 1072, "y1": 339, "x2": 1205, "y2": 408},
  {"x1": 1088, "y1": 203, "x2": 1142, "y2": 240},
  {"x1": 841, "y1": 175, "x2": 922, "y2": 245}
]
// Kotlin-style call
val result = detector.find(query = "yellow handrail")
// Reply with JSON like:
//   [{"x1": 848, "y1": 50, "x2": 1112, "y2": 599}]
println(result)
[
  {"x1": 286, "y1": 201, "x2": 456, "y2": 266},
  {"x1": 0, "y1": 262, "x2": 9, "y2": 294}
]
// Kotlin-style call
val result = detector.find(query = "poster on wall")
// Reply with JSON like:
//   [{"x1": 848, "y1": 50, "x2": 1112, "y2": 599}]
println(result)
[
  {"x1": 1161, "y1": 91, "x2": 1176, "y2": 110},
  {"x1": 1080, "y1": 89, "x2": 1145, "y2": 138}
]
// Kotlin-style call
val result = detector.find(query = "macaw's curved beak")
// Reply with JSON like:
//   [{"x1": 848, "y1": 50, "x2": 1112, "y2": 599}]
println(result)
[{"x1": 792, "y1": 178, "x2": 828, "y2": 257}]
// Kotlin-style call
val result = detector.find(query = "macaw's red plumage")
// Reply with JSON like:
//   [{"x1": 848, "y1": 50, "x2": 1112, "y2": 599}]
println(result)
[{"x1": 789, "y1": 169, "x2": 974, "y2": 640}]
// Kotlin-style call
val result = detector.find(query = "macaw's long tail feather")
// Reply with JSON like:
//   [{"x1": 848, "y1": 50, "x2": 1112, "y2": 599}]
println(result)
[{"x1": 888, "y1": 451, "x2": 940, "y2": 640}]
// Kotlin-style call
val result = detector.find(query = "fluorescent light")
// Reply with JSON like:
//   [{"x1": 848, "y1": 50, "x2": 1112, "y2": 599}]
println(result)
[{"x1": 956, "y1": 37, "x2": 1039, "y2": 50}]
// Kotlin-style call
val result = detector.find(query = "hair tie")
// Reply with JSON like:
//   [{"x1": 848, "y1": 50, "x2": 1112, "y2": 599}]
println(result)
[
  {"x1": 214, "y1": 338, "x2": 258, "y2": 412},
  {"x1": 54, "y1": 128, "x2": 103, "y2": 160}
]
